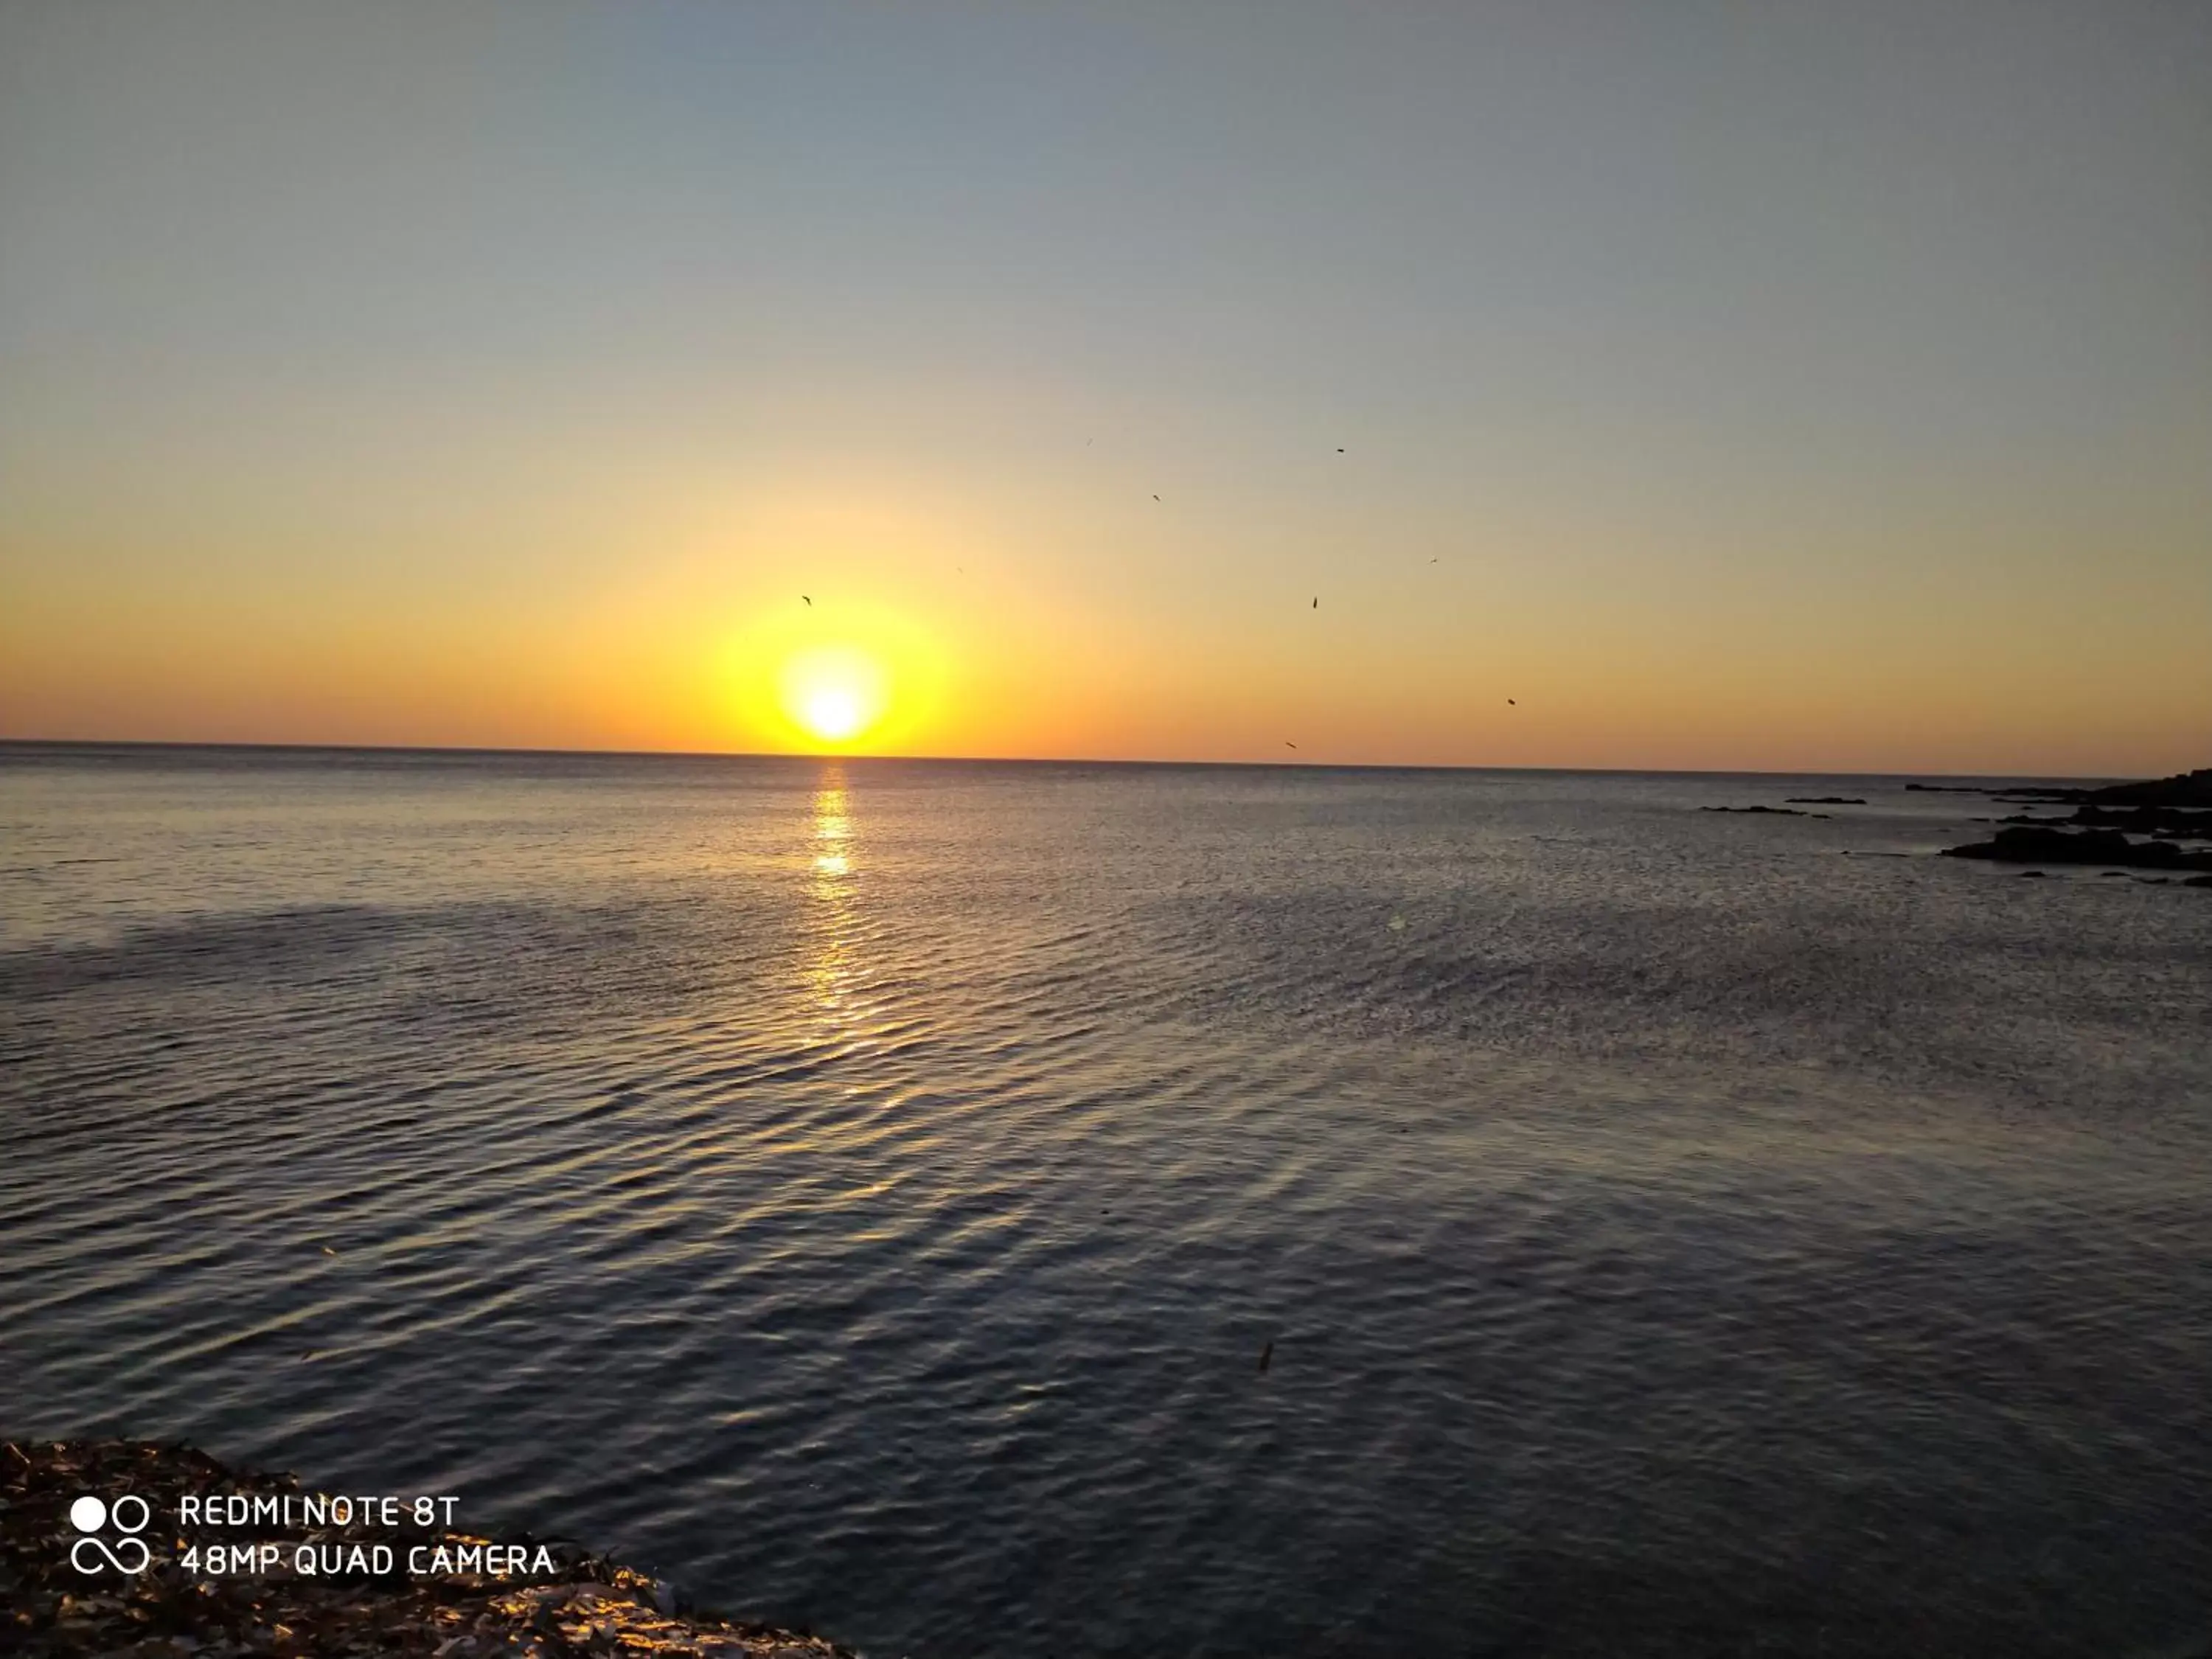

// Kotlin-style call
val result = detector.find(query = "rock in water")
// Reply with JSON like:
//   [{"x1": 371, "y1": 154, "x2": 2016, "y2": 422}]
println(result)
[
  {"x1": 1939, "y1": 825, "x2": 2212, "y2": 872},
  {"x1": 2084, "y1": 767, "x2": 2212, "y2": 807}
]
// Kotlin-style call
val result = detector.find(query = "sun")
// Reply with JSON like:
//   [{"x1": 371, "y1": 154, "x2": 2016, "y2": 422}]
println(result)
[
  {"x1": 726, "y1": 604, "x2": 942, "y2": 754},
  {"x1": 801, "y1": 682, "x2": 866, "y2": 740},
  {"x1": 779, "y1": 645, "x2": 891, "y2": 748}
]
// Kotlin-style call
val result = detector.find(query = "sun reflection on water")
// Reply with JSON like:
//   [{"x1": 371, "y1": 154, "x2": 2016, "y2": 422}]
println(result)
[
  {"x1": 814, "y1": 785, "x2": 851, "y2": 879},
  {"x1": 805, "y1": 767, "x2": 860, "y2": 1023}
]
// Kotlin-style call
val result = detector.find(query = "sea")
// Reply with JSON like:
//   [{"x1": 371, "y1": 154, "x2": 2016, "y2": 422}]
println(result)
[{"x1": 3, "y1": 742, "x2": 2208, "y2": 1658}]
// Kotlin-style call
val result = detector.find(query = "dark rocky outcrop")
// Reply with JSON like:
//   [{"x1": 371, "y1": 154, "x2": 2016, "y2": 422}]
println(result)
[
  {"x1": 1909, "y1": 768, "x2": 2212, "y2": 808},
  {"x1": 1784, "y1": 796, "x2": 1865, "y2": 805},
  {"x1": 2058, "y1": 803, "x2": 2212, "y2": 838},
  {"x1": 1987, "y1": 768, "x2": 2212, "y2": 808},
  {"x1": 1939, "y1": 825, "x2": 2212, "y2": 872},
  {"x1": 2083, "y1": 767, "x2": 2212, "y2": 807},
  {"x1": 1934, "y1": 768, "x2": 2212, "y2": 881}
]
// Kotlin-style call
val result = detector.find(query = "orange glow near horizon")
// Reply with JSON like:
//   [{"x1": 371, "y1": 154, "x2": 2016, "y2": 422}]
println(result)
[
  {"x1": 714, "y1": 599, "x2": 952, "y2": 757},
  {"x1": 4, "y1": 410, "x2": 2204, "y2": 775}
]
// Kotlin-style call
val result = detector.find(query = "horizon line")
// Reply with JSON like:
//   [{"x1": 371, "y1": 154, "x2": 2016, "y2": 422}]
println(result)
[{"x1": 0, "y1": 736, "x2": 2146, "y2": 784}]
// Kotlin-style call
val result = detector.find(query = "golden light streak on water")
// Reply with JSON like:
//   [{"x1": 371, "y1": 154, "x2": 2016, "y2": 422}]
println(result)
[{"x1": 805, "y1": 768, "x2": 858, "y2": 1027}]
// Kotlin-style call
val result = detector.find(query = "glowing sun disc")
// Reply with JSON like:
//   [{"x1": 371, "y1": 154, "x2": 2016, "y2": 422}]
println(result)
[
  {"x1": 780, "y1": 646, "x2": 890, "y2": 746},
  {"x1": 801, "y1": 684, "x2": 866, "y2": 740}
]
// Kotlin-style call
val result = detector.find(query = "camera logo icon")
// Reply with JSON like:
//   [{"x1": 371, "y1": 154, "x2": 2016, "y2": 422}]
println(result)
[{"x1": 69, "y1": 1494, "x2": 152, "y2": 1574}]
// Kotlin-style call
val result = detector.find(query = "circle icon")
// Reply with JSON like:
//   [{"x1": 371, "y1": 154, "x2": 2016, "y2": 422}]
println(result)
[
  {"x1": 111, "y1": 1494, "x2": 150, "y2": 1533},
  {"x1": 69, "y1": 1495, "x2": 107, "y2": 1534}
]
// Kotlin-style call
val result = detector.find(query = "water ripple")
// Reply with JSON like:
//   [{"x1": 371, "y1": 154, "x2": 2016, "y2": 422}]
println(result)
[{"x1": 4, "y1": 748, "x2": 2210, "y2": 1656}]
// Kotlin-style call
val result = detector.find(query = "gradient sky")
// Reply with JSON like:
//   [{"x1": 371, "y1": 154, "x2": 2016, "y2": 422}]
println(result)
[{"x1": 1, "y1": 1, "x2": 2206, "y2": 773}]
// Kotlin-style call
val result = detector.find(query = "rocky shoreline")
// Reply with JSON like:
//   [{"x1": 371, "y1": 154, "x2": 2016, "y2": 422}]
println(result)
[
  {"x1": 2, "y1": 1439, "x2": 857, "y2": 1658},
  {"x1": 1700, "y1": 765, "x2": 2212, "y2": 883},
  {"x1": 1936, "y1": 767, "x2": 2212, "y2": 880}
]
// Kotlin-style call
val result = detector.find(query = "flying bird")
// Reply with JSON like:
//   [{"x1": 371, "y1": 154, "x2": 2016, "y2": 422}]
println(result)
[
  {"x1": 1507, "y1": 698, "x2": 1517, "y2": 706},
  {"x1": 1257, "y1": 1341, "x2": 1273, "y2": 1374},
  {"x1": 1284, "y1": 741, "x2": 1298, "y2": 750},
  {"x1": 1152, "y1": 494, "x2": 1161, "y2": 501},
  {"x1": 1312, "y1": 597, "x2": 1318, "y2": 608},
  {"x1": 801, "y1": 596, "x2": 812, "y2": 607},
  {"x1": 1336, "y1": 447, "x2": 1345, "y2": 453}
]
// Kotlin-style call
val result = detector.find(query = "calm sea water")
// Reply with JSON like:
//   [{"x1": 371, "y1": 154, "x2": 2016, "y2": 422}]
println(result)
[{"x1": 4, "y1": 743, "x2": 2209, "y2": 1657}]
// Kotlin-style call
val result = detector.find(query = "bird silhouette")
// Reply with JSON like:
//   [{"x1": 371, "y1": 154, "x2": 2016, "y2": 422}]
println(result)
[
  {"x1": 801, "y1": 596, "x2": 812, "y2": 607},
  {"x1": 1284, "y1": 741, "x2": 1298, "y2": 750},
  {"x1": 1507, "y1": 698, "x2": 1517, "y2": 706},
  {"x1": 1152, "y1": 494, "x2": 1161, "y2": 501},
  {"x1": 1257, "y1": 1341, "x2": 1273, "y2": 1374},
  {"x1": 1336, "y1": 447, "x2": 1345, "y2": 453},
  {"x1": 1311, "y1": 597, "x2": 1318, "y2": 608}
]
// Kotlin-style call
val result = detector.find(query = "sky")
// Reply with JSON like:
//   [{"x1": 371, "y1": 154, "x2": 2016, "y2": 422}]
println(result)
[{"x1": 1, "y1": 0, "x2": 2206, "y2": 775}]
